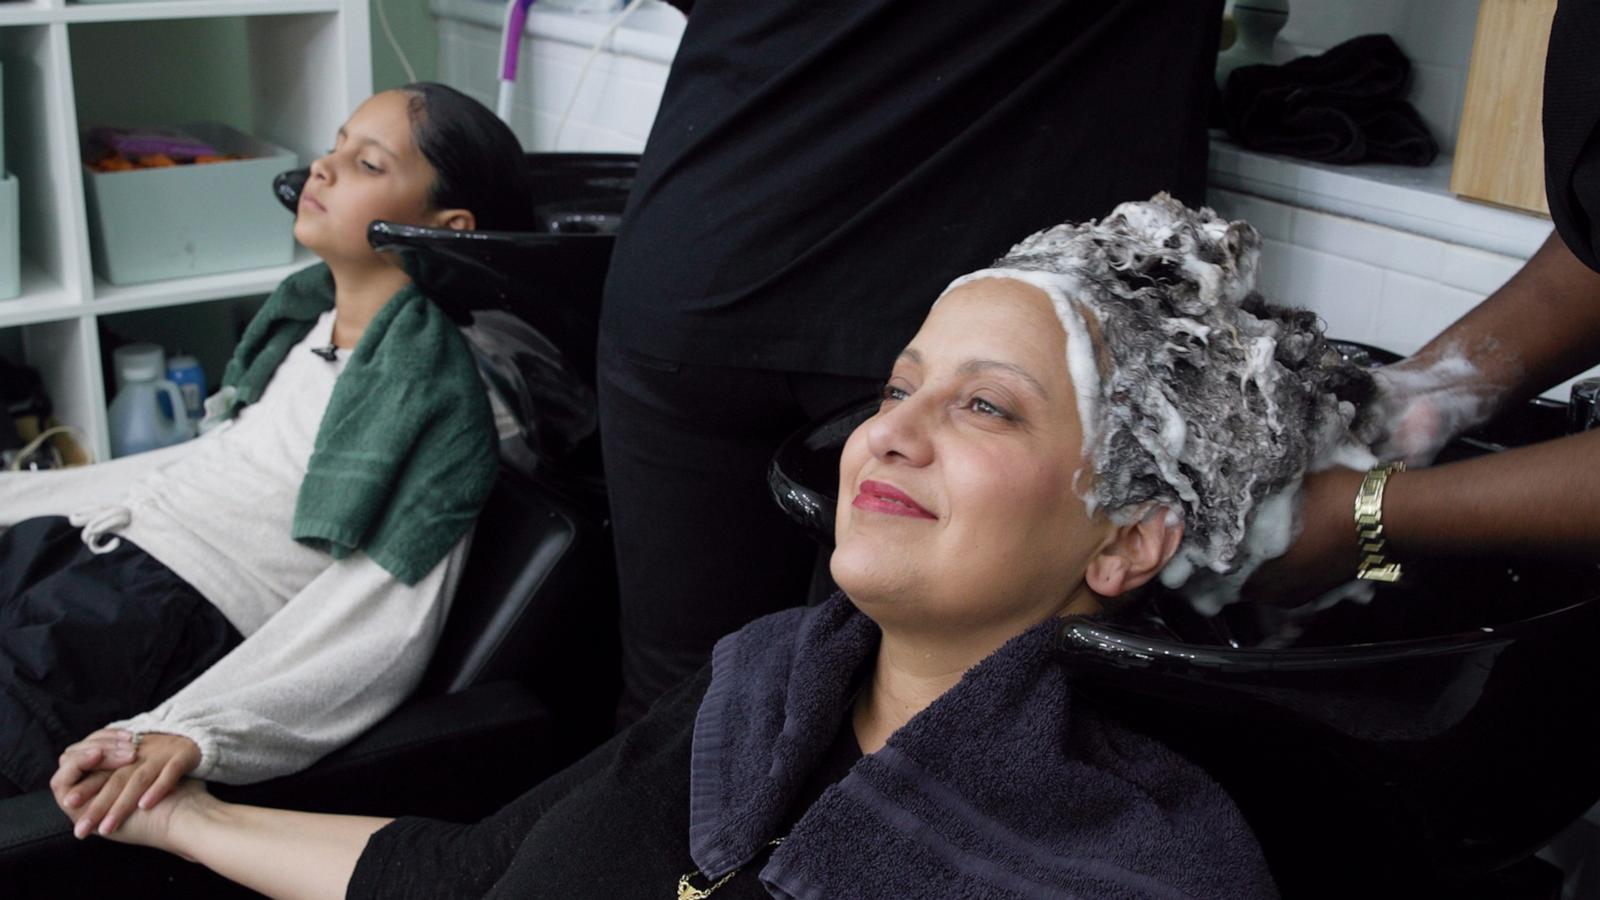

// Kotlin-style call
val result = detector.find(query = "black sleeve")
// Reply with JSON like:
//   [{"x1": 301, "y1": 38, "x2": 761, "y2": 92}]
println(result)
[
  {"x1": 663, "y1": 0, "x2": 693, "y2": 14},
  {"x1": 1544, "y1": 0, "x2": 1600, "y2": 272},
  {"x1": 345, "y1": 666, "x2": 713, "y2": 899}
]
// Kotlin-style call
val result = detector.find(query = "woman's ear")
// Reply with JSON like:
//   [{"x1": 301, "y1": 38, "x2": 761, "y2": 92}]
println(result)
[
  {"x1": 1085, "y1": 507, "x2": 1184, "y2": 598},
  {"x1": 432, "y1": 209, "x2": 477, "y2": 232}
]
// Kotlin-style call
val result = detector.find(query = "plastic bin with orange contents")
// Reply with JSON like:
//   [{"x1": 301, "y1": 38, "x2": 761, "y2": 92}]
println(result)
[{"x1": 81, "y1": 122, "x2": 298, "y2": 286}]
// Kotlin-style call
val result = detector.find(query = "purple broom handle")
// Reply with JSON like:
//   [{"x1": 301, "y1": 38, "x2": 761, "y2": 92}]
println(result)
[{"x1": 501, "y1": 0, "x2": 537, "y2": 81}]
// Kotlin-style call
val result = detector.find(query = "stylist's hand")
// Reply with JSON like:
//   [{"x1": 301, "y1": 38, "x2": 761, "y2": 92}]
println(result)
[
  {"x1": 52, "y1": 730, "x2": 200, "y2": 838},
  {"x1": 1360, "y1": 359, "x2": 1500, "y2": 467},
  {"x1": 1244, "y1": 467, "x2": 1365, "y2": 606}
]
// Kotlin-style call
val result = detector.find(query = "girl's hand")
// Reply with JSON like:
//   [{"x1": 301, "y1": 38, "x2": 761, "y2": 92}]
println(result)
[
  {"x1": 55, "y1": 732, "x2": 201, "y2": 838},
  {"x1": 50, "y1": 728, "x2": 139, "y2": 815}
]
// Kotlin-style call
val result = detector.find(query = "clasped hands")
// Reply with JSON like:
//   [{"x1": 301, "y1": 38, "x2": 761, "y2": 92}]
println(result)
[{"x1": 49, "y1": 728, "x2": 202, "y2": 844}]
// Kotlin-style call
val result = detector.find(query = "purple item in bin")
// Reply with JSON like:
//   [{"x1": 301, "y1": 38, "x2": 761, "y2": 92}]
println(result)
[{"x1": 88, "y1": 126, "x2": 219, "y2": 160}]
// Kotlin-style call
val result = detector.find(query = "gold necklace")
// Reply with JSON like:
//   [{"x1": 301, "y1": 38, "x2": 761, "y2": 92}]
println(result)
[{"x1": 676, "y1": 838, "x2": 784, "y2": 899}]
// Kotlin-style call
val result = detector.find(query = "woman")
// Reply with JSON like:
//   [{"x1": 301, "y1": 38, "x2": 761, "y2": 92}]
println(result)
[
  {"x1": 597, "y1": 0, "x2": 1225, "y2": 722},
  {"x1": 61, "y1": 196, "x2": 1367, "y2": 898},
  {"x1": 2, "y1": 84, "x2": 531, "y2": 833}
]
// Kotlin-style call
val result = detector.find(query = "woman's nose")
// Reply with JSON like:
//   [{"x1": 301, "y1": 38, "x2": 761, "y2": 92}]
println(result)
[
  {"x1": 308, "y1": 153, "x2": 333, "y2": 183},
  {"x1": 866, "y1": 399, "x2": 934, "y2": 466}
]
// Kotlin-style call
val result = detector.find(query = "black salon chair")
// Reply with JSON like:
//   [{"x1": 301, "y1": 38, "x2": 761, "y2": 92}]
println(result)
[
  {"x1": 0, "y1": 155, "x2": 640, "y2": 897},
  {"x1": 768, "y1": 341, "x2": 1600, "y2": 900}
]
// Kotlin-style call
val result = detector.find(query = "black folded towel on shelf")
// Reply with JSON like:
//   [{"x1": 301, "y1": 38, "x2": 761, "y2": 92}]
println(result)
[{"x1": 1222, "y1": 34, "x2": 1438, "y2": 166}]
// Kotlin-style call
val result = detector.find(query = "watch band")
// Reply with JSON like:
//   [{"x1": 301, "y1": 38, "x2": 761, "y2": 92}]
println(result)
[{"x1": 1354, "y1": 461, "x2": 1406, "y2": 583}]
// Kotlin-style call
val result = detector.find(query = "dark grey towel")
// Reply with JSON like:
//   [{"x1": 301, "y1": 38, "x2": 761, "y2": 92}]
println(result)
[
  {"x1": 1223, "y1": 34, "x2": 1438, "y2": 166},
  {"x1": 689, "y1": 593, "x2": 1279, "y2": 899}
]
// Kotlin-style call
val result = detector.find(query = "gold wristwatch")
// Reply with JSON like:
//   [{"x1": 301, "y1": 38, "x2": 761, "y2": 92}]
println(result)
[{"x1": 1354, "y1": 461, "x2": 1406, "y2": 582}]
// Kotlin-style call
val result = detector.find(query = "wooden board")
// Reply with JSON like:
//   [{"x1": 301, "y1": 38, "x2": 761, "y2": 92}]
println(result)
[{"x1": 1451, "y1": 0, "x2": 1558, "y2": 217}]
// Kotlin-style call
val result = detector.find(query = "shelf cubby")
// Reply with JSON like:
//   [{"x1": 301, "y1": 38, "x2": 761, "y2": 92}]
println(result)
[
  {"x1": 2, "y1": 21, "x2": 88, "y2": 313},
  {"x1": 2, "y1": 315, "x2": 105, "y2": 461},
  {"x1": 0, "y1": 1, "x2": 368, "y2": 459}
]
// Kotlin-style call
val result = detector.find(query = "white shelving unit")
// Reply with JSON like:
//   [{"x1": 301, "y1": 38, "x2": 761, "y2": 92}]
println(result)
[{"x1": 0, "y1": 0, "x2": 371, "y2": 461}]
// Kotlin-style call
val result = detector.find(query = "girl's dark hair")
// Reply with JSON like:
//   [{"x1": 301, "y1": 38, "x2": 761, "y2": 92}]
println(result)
[{"x1": 398, "y1": 82, "x2": 535, "y2": 232}]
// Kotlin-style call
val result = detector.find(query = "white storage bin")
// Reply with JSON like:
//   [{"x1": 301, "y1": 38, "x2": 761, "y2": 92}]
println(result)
[
  {"x1": 0, "y1": 173, "x2": 18, "y2": 301},
  {"x1": 82, "y1": 122, "x2": 297, "y2": 286}
]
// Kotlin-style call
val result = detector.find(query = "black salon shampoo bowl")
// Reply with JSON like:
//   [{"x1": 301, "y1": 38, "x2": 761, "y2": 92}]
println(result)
[
  {"x1": 768, "y1": 349, "x2": 1600, "y2": 898},
  {"x1": 274, "y1": 152, "x2": 638, "y2": 385}
]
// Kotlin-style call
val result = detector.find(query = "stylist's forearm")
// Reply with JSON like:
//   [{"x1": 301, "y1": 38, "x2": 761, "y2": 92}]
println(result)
[
  {"x1": 1410, "y1": 233, "x2": 1600, "y2": 410},
  {"x1": 1384, "y1": 428, "x2": 1600, "y2": 559},
  {"x1": 170, "y1": 796, "x2": 391, "y2": 900}
]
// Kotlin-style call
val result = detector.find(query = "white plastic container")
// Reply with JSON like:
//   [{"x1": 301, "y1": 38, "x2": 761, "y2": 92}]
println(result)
[
  {"x1": 82, "y1": 122, "x2": 297, "y2": 285},
  {"x1": 108, "y1": 344, "x2": 191, "y2": 458},
  {"x1": 0, "y1": 173, "x2": 19, "y2": 302}
]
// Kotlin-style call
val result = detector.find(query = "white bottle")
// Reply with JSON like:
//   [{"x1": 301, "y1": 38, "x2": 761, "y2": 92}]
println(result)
[
  {"x1": 108, "y1": 345, "x2": 191, "y2": 458},
  {"x1": 1217, "y1": 0, "x2": 1291, "y2": 91}
]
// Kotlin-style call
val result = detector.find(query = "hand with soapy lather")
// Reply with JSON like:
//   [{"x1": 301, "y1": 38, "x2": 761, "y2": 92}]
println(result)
[
  {"x1": 1356, "y1": 358, "x2": 1498, "y2": 468},
  {"x1": 1243, "y1": 467, "x2": 1367, "y2": 606},
  {"x1": 51, "y1": 728, "x2": 201, "y2": 838}
]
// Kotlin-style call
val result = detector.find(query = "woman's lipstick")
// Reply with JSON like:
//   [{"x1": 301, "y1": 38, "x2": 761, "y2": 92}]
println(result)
[{"x1": 853, "y1": 480, "x2": 936, "y2": 519}]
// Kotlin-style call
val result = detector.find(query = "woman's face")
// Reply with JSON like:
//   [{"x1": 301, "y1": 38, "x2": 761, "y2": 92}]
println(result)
[
  {"x1": 294, "y1": 91, "x2": 444, "y2": 263},
  {"x1": 831, "y1": 278, "x2": 1111, "y2": 636}
]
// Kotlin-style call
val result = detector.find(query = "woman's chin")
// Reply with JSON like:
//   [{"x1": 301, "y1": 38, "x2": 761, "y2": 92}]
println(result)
[{"x1": 829, "y1": 543, "x2": 916, "y2": 608}]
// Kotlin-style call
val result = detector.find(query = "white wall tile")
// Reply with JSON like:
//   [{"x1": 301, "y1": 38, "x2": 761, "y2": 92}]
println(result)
[
  {"x1": 1395, "y1": 0, "x2": 1482, "y2": 69},
  {"x1": 1407, "y1": 61, "x2": 1467, "y2": 154},
  {"x1": 1208, "y1": 188, "x2": 1294, "y2": 241},
  {"x1": 1278, "y1": 0, "x2": 1402, "y2": 52},
  {"x1": 437, "y1": 12, "x2": 669, "y2": 154},
  {"x1": 1375, "y1": 269, "x2": 1482, "y2": 354},
  {"x1": 1436, "y1": 242, "x2": 1525, "y2": 295},
  {"x1": 1257, "y1": 239, "x2": 1385, "y2": 343}
]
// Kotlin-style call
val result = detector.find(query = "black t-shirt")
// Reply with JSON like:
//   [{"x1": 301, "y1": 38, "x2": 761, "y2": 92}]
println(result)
[
  {"x1": 1546, "y1": 0, "x2": 1600, "y2": 273},
  {"x1": 601, "y1": 0, "x2": 1224, "y2": 377},
  {"x1": 348, "y1": 666, "x2": 862, "y2": 900}
]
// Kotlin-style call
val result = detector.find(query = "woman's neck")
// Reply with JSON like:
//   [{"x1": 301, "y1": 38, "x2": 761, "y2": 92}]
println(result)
[
  {"x1": 851, "y1": 589, "x2": 1101, "y2": 754},
  {"x1": 851, "y1": 631, "x2": 971, "y2": 754},
  {"x1": 326, "y1": 260, "x2": 412, "y2": 349}
]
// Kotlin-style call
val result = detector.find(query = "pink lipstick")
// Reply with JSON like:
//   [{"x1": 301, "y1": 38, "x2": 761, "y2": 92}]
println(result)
[{"x1": 853, "y1": 480, "x2": 936, "y2": 519}]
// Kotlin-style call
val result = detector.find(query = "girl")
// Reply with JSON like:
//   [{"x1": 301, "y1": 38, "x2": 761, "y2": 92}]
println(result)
[{"x1": 1, "y1": 83, "x2": 531, "y2": 840}]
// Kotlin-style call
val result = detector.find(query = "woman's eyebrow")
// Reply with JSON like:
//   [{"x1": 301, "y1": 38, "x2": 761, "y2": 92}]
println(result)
[
  {"x1": 956, "y1": 359, "x2": 1050, "y2": 399},
  {"x1": 335, "y1": 127, "x2": 397, "y2": 160}
]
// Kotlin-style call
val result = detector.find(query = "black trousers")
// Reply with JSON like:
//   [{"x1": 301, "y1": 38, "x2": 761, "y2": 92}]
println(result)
[
  {"x1": 0, "y1": 517, "x2": 242, "y2": 797},
  {"x1": 597, "y1": 338, "x2": 877, "y2": 722}
]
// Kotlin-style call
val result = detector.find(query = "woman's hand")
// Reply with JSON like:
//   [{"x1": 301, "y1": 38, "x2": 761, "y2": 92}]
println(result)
[
  {"x1": 1244, "y1": 467, "x2": 1365, "y2": 606},
  {"x1": 51, "y1": 730, "x2": 201, "y2": 838},
  {"x1": 55, "y1": 775, "x2": 211, "y2": 860}
]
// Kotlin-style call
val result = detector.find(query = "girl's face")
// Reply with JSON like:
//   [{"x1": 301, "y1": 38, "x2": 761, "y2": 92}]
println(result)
[
  {"x1": 294, "y1": 91, "x2": 468, "y2": 264},
  {"x1": 831, "y1": 278, "x2": 1111, "y2": 638}
]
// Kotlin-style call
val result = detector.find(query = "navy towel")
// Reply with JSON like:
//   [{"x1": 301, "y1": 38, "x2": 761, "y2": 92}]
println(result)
[{"x1": 690, "y1": 593, "x2": 1280, "y2": 899}]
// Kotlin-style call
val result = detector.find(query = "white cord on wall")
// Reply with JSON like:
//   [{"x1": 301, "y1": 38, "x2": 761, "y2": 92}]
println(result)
[
  {"x1": 552, "y1": 0, "x2": 648, "y2": 150},
  {"x1": 376, "y1": 0, "x2": 420, "y2": 84}
]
